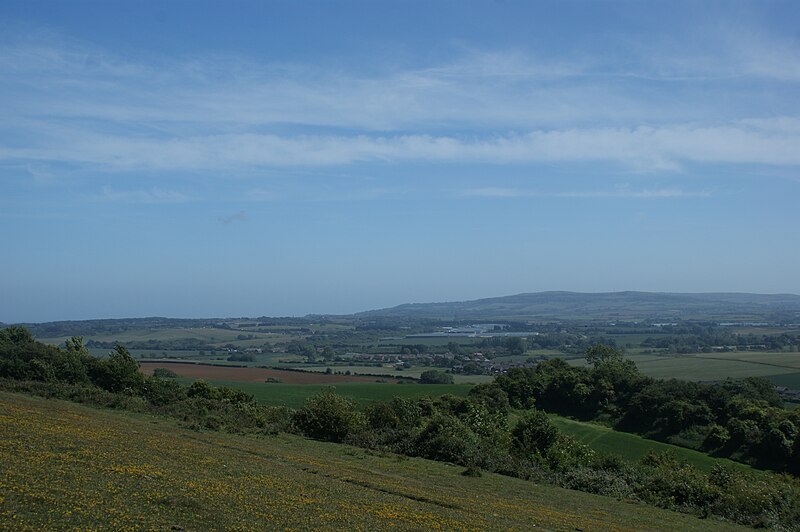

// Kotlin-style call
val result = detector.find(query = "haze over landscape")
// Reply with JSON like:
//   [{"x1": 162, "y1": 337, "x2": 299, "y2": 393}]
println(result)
[{"x1": 2, "y1": 0, "x2": 799, "y2": 323}]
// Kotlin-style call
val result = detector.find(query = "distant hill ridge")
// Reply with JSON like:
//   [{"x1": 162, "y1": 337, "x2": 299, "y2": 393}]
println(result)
[
  {"x1": 7, "y1": 291, "x2": 800, "y2": 328},
  {"x1": 355, "y1": 291, "x2": 800, "y2": 321}
]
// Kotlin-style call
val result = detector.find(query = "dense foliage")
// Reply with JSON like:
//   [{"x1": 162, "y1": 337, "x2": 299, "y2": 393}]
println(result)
[
  {"x1": 491, "y1": 345, "x2": 800, "y2": 473},
  {"x1": 0, "y1": 327, "x2": 289, "y2": 434}
]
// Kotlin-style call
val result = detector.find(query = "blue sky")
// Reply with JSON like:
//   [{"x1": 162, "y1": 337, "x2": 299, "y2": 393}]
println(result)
[{"x1": 1, "y1": 0, "x2": 799, "y2": 322}]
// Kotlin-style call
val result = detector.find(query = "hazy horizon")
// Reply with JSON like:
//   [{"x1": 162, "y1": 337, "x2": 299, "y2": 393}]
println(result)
[
  {"x1": 4, "y1": 289, "x2": 800, "y2": 324},
  {"x1": 2, "y1": 1, "x2": 799, "y2": 323}
]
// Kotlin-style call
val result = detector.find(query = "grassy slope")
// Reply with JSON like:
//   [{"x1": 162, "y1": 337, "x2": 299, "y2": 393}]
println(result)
[
  {"x1": 550, "y1": 416, "x2": 755, "y2": 474},
  {"x1": 0, "y1": 392, "x2": 742, "y2": 531}
]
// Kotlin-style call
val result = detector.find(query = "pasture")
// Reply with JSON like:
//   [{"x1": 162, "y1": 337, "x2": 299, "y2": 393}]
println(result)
[
  {"x1": 550, "y1": 416, "x2": 755, "y2": 474},
  {"x1": 768, "y1": 371, "x2": 800, "y2": 388},
  {"x1": 0, "y1": 392, "x2": 741, "y2": 531}
]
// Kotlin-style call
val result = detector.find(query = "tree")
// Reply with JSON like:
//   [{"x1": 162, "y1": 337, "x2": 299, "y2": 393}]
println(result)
[
  {"x1": 468, "y1": 383, "x2": 510, "y2": 414},
  {"x1": 413, "y1": 414, "x2": 479, "y2": 465},
  {"x1": 420, "y1": 370, "x2": 454, "y2": 384},
  {"x1": 292, "y1": 388, "x2": 364, "y2": 442},
  {"x1": 505, "y1": 337, "x2": 526, "y2": 356},
  {"x1": 511, "y1": 409, "x2": 559, "y2": 458},
  {"x1": 89, "y1": 345, "x2": 144, "y2": 393},
  {"x1": 152, "y1": 367, "x2": 178, "y2": 379}
]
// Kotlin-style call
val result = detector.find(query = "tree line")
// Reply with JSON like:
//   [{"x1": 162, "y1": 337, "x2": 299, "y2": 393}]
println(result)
[{"x1": 490, "y1": 345, "x2": 800, "y2": 472}]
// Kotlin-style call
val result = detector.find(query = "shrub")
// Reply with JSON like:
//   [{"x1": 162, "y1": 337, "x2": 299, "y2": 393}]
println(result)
[
  {"x1": 89, "y1": 346, "x2": 145, "y2": 394},
  {"x1": 143, "y1": 376, "x2": 186, "y2": 406},
  {"x1": 152, "y1": 367, "x2": 178, "y2": 379},
  {"x1": 512, "y1": 409, "x2": 559, "y2": 458},
  {"x1": 292, "y1": 388, "x2": 364, "y2": 442},
  {"x1": 419, "y1": 370, "x2": 454, "y2": 384},
  {"x1": 413, "y1": 413, "x2": 479, "y2": 465},
  {"x1": 468, "y1": 383, "x2": 510, "y2": 414}
]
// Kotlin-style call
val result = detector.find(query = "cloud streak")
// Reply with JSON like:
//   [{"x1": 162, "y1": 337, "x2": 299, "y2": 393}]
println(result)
[
  {"x1": 97, "y1": 186, "x2": 197, "y2": 204},
  {"x1": 1, "y1": 29, "x2": 798, "y2": 182},
  {"x1": 461, "y1": 187, "x2": 710, "y2": 199},
  {"x1": 3, "y1": 121, "x2": 798, "y2": 172}
]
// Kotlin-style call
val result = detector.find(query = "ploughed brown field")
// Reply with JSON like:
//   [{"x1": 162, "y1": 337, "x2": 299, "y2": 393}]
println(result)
[{"x1": 139, "y1": 361, "x2": 396, "y2": 384}]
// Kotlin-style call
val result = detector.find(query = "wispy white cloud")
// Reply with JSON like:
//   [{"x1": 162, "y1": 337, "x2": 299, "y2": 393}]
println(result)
[
  {"x1": 461, "y1": 187, "x2": 710, "y2": 199},
  {"x1": 3, "y1": 121, "x2": 798, "y2": 171},
  {"x1": 0, "y1": 30, "x2": 798, "y2": 180},
  {"x1": 2, "y1": 28, "x2": 798, "y2": 133},
  {"x1": 96, "y1": 186, "x2": 197, "y2": 204}
]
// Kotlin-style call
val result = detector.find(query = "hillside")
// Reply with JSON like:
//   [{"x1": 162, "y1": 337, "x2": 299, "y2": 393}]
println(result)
[
  {"x1": 355, "y1": 291, "x2": 800, "y2": 321},
  {"x1": 0, "y1": 392, "x2": 742, "y2": 531}
]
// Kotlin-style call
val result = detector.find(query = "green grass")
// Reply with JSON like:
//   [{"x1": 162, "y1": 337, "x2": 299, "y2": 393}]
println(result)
[
  {"x1": 0, "y1": 391, "x2": 743, "y2": 531},
  {"x1": 39, "y1": 327, "x2": 290, "y2": 349},
  {"x1": 700, "y1": 351, "x2": 800, "y2": 368},
  {"x1": 605, "y1": 332, "x2": 670, "y2": 348},
  {"x1": 768, "y1": 371, "x2": 800, "y2": 388},
  {"x1": 377, "y1": 336, "x2": 480, "y2": 346},
  {"x1": 201, "y1": 380, "x2": 475, "y2": 409},
  {"x1": 550, "y1": 416, "x2": 755, "y2": 474}
]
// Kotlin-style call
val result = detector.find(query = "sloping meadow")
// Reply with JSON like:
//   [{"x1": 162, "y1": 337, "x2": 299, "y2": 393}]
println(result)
[{"x1": 0, "y1": 392, "x2": 738, "y2": 531}]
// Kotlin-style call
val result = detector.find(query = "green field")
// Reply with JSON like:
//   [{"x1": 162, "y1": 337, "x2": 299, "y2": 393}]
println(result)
[
  {"x1": 296, "y1": 364, "x2": 494, "y2": 384},
  {"x1": 0, "y1": 392, "x2": 743, "y2": 531},
  {"x1": 564, "y1": 351, "x2": 800, "y2": 381},
  {"x1": 768, "y1": 371, "x2": 800, "y2": 388},
  {"x1": 199, "y1": 381, "x2": 474, "y2": 409},
  {"x1": 377, "y1": 336, "x2": 480, "y2": 346},
  {"x1": 550, "y1": 416, "x2": 754, "y2": 474},
  {"x1": 39, "y1": 326, "x2": 294, "y2": 350}
]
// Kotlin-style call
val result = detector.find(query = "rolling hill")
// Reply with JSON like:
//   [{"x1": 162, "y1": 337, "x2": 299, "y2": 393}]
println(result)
[{"x1": 355, "y1": 291, "x2": 800, "y2": 321}]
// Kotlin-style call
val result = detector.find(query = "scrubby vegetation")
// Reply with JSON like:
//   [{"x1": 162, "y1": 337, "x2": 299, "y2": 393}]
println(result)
[
  {"x1": 491, "y1": 344, "x2": 800, "y2": 473},
  {"x1": 2, "y1": 325, "x2": 800, "y2": 529}
]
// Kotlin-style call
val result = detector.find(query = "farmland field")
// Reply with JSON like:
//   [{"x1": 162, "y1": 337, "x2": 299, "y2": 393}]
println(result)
[
  {"x1": 0, "y1": 392, "x2": 743, "y2": 531},
  {"x1": 39, "y1": 326, "x2": 274, "y2": 345},
  {"x1": 296, "y1": 364, "x2": 494, "y2": 384},
  {"x1": 566, "y1": 352, "x2": 800, "y2": 381},
  {"x1": 139, "y1": 362, "x2": 392, "y2": 384},
  {"x1": 768, "y1": 371, "x2": 800, "y2": 388},
  {"x1": 205, "y1": 381, "x2": 474, "y2": 408}
]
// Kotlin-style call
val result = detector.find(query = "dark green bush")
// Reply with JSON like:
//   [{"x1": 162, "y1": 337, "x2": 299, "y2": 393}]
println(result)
[
  {"x1": 152, "y1": 367, "x2": 179, "y2": 379},
  {"x1": 419, "y1": 370, "x2": 454, "y2": 384},
  {"x1": 291, "y1": 388, "x2": 364, "y2": 442},
  {"x1": 512, "y1": 409, "x2": 559, "y2": 458},
  {"x1": 413, "y1": 413, "x2": 479, "y2": 465}
]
